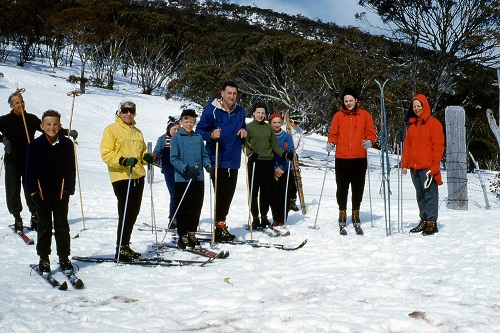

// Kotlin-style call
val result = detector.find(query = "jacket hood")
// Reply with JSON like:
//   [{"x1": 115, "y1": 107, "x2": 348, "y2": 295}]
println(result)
[{"x1": 410, "y1": 94, "x2": 432, "y2": 123}]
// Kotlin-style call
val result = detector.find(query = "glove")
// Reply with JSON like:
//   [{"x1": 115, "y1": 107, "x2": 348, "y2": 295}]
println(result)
[
  {"x1": 362, "y1": 139, "x2": 372, "y2": 149},
  {"x1": 31, "y1": 193, "x2": 45, "y2": 209},
  {"x1": 120, "y1": 157, "x2": 138, "y2": 167},
  {"x1": 282, "y1": 151, "x2": 294, "y2": 161},
  {"x1": 325, "y1": 142, "x2": 335, "y2": 153},
  {"x1": 205, "y1": 165, "x2": 212, "y2": 174},
  {"x1": 184, "y1": 165, "x2": 200, "y2": 179},
  {"x1": 3, "y1": 136, "x2": 11, "y2": 154},
  {"x1": 69, "y1": 130, "x2": 78, "y2": 140},
  {"x1": 143, "y1": 153, "x2": 154, "y2": 164},
  {"x1": 248, "y1": 151, "x2": 259, "y2": 163},
  {"x1": 424, "y1": 170, "x2": 433, "y2": 189}
]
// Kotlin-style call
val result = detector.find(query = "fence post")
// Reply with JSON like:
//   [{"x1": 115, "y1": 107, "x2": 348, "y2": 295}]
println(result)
[{"x1": 445, "y1": 106, "x2": 468, "y2": 210}]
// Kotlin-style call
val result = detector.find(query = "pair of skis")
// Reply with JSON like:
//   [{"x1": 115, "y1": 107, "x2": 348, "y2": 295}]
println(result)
[
  {"x1": 30, "y1": 264, "x2": 84, "y2": 290},
  {"x1": 72, "y1": 255, "x2": 216, "y2": 266}
]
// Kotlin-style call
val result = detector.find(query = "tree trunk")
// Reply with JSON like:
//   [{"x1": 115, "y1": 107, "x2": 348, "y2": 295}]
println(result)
[{"x1": 445, "y1": 106, "x2": 468, "y2": 210}]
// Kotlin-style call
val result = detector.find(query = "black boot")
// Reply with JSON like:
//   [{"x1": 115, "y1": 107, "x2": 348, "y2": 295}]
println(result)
[
  {"x1": 289, "y1": 199, "x2": 299, "y2": 212},
  {"x1": 352, "y1": 210, "x2": 364, "y2": 235},
  {"x1": 187, "y1": 232, "x2": 200, "y2": 248},
  {"x1": 251, "y1": 216, "x2": 260, "y2": 229},
  {"x1": 177, "y1": 234, "x2": 189, "y2": 249},
  {"x1": 59, "y1": 257, "x2": 73, "y2": 273},
  {"x1": 422, "y1": 220, "x2": 438, "y2": 236},
  {"x1": 339, "y1": 210, "x2": 347, "y2": 236},
  {"x1": 38, "y1": 256, "x2": 51, "y2": 274},
  {"x1": 260, "y1": 216, "x2": 270, "y2": 229}
]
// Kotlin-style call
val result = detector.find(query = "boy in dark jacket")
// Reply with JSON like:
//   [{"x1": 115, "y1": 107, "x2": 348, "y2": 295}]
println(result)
[{"x1": 25, "y1": 110, "x2": 76, "y2": 274}]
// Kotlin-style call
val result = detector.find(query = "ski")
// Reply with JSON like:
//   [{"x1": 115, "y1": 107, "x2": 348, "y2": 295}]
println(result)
[
  {"x1": 285, "y1": 111, "x2": 307, "y2": 215},
  {"x1": 30, "y1": 264, "x2": 68, "y2": 290},
  {"x1": 9, "y1": 224, "x2": 34, "y2": 245},
  {"x1": 244, "y1": 224, "x2": 290, "y2": 237},
  {"x1": 222, "y1": 238, "x2": 308, "y2": 251},
  {"x1": 72, "y1": 255, "x2": 215, "y2": 266},
  {"x1": 153, "y1": 242, "x2": 230, "y2": 259},
  {"x1": 62, "y1": 269, "x2": 84, "y2": 289},
  {"x1": 140, "y1": 223, "x2": 212, "y2": 236}
]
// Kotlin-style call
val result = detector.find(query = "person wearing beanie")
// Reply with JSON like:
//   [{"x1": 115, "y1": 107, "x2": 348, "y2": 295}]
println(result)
[
  {"x1": 326, "y1": 87, "x2": 377, "y2": 236},
  {"x1": 196, "y1": 81, "x2": 247, "y2": 242},
  {"x1": 402, "y1": 94, "x2": 444, "y2": 236},
  {"x1": 284, "y1": 111, "x2": 305, "y2": 212},
  {"x1": 245, "y1": 105, "x2": 293, "y2": 229},
  {"x1": 169, "y1": 109, "x2": 211, "y2": 249},
  {"x1": 269, "y1": 113, "x2": 295, "y2": 227},
  {"x1": 100, "y1": 99, "x2": 155, "y2": 261},
  {"x1": 153, "y1": 115, "x2": 181, "y2": 228}
]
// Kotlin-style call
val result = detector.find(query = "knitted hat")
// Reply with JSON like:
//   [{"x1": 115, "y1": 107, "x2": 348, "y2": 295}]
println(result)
[
  {"x1": 269, "y1": 113, "x2": 283, "y2": 122},
  {"x1": 341, "y1": 87, "x2": 359, "y2": 100},
  {"x1": 166, "y1": 116, "x2": 180, "y2": 134},
  {"x1": 180, "y1": 109, "x2": 197, "y2": 118}
]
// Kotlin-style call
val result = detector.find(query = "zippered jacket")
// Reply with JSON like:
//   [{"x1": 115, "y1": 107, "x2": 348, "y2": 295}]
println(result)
[
  {"x1": 402, "y1": 94, "x2": 444, "y2": 185},
  {"x1": 170, "y1": 127, "x2": 211, "y2": 182},
  {"x1": 100, "y1": 114, "x2": 147, "y2": 183},
  {"x1": 327, "y1": 103, "x2": 377, "y2": 159}
]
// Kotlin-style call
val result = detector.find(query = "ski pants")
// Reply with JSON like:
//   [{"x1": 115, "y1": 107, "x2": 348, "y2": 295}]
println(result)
[
  {"x1": 175, "y1": 180, "x2": 204, "y2": 236},
  {"x1": 335, "y1": 158, "x2": 367, "y2": 211},
  {"x1": 35, "y1": 194, "x2": 71, "y2": 258},
  {"x1": 410, "y1": 168, "x2": 439, "y2": 221},
  {"x1": 5, "y1": 162, "x2": 36, "y2": 216},
  {"x1": 270, "y1": 167, "x2": 293, "y2": 223},
  {"x1": 112, "y1": 177, "x2": 144, "y2": 248},
  {"x1": 247, "y1": 160, "x2": 274, "y2": 219},
  {"x1": 211, "y1": 168, "x2": 238, "y2": 222},
  {"x1": 162, "y1": 162, "x2": 177, "y2": 219}
]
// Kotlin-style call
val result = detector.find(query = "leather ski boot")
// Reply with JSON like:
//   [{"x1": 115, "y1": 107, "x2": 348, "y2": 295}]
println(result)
[
  {"x1": 352, "y1": 210, "x2": 364, "y2": 235},
  {"x1": 410, "y1": 219, "x2": 427, "y2": 233},
  {"x1": 339, "y1": 210, "x2": 347, "y2": 236},
  {"x1": 422, "y1": 220, "x2": 438, "y2": 236}
]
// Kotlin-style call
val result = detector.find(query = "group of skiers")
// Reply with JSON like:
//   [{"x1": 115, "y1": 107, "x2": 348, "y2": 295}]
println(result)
[{"x1": 1, "y1": 82, "x2": 444, "y2": 270}]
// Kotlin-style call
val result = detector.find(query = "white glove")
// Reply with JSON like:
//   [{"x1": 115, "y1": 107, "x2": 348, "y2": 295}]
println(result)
[
  {"x1": 362, "y1": 139, "x2": 372, "y2": 149},
  {"x1": 424, "y1": 170, "x2": 433, "y2": 189},
  {"x1": 325, "y1": 142, "x2": 335, "y2": 153}
]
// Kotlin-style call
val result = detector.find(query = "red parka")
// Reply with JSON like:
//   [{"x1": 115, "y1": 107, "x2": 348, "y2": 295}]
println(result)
[
  {"x1": 401, "y1": 94, "x2": 445, "y2": 185},
  {"x1": 327, "y1": 103, "x2": 377, "y2": 159}
]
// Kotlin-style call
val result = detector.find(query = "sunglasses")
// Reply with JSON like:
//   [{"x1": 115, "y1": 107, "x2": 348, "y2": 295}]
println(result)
[
  {"x1": 120, "y1": 107, "x2": 136, "y2": 115},
  {"x1": 293, "y1": 120, "x2": 302, "y2": 124}
]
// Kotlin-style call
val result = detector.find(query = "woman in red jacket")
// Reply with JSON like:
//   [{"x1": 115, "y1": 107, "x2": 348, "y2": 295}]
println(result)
[
  {"x1": 402, "y1": 94, "x2": 444, "y2": 236},
  {"x1": 326, "y1": 88, "x2": 377, "y2": 236}
]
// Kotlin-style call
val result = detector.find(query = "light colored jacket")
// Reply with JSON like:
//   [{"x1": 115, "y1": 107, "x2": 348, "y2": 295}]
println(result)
[
  {"x1": 170, "y1": 127, "x2": 211, "y2": 182},
  {"x1": 100, "y1": 114, "x2": 147, "y2": 183}
]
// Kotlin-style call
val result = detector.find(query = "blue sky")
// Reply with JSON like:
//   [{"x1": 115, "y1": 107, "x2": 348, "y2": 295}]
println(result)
[{"x1": 228, "y1": 0, "x2": 383, "y2": 29}]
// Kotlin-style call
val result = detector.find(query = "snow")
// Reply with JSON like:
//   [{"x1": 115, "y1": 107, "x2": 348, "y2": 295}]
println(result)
[{"x1": 0, "y1": 61, "x2": 499, "y2": 333}]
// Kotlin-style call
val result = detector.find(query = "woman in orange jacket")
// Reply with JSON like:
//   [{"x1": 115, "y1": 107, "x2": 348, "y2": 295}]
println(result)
[
  {"x1": 326, "y1": 88, "x2": 377, "y2": 236},
  {"x1": 402, "y1": 94, "x2": 444, "y2": 236}
]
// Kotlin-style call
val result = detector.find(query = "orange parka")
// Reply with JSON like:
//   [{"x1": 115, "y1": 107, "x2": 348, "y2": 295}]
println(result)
[
  {"x1": 401, "y1": 94, "x2": 445, "y2": 185},
  {"x1": 327, "y1": 103, "x2": 377, "y2": 159}
]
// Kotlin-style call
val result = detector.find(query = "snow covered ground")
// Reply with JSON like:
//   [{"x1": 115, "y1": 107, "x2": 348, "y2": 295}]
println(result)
[{"x1": 0, "y1": 61, "x2": 499, "y2": 333}]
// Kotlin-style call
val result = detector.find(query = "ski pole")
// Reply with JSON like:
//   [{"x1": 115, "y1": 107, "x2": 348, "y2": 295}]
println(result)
[
  {"x1": 310, "y1": 152, "x2": 330, "y2": 229},
  {"x1": 160, "y1": 177, "x2": 194, "y2": 244},
  {"x1": 367, "y1": 152, "x2": 374, "y2": 228},
  {"x1": 283, "y1": 160, "x2": 292, "y2": 225},
  {"x1": 248, "y1": 159, "x2": 256, "y2": 239},
  {"x1": 148, "y1": 163, "x2": 159, "y2": 251},
  {"x1": 211, "y1": 140, "x2": 219, "y2": 245},
  {"x1": 116, "y1": 166, "x2": 134, "y2": 265}
]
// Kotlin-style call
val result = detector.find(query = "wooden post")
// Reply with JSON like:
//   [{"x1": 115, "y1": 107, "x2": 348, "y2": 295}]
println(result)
[{"x1": 445, "y1": 106, "x2": 468, "y2": 210}]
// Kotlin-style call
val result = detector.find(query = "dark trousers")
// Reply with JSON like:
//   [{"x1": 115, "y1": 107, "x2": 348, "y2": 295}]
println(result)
[
  {"x1": 175, "y1": 180, "x2": 204, "y2": 236},
  {"x1": 335, "y1": 158, "x2": 367, "y2": 211},
  {"x1": 211, "y1": 168, "x2": 238, "y2": 222},
  {"x1": 5, "y1": 162, "x2": 36, "y2": 215},
  {"x1": 35, "y1": 195, "x2": 70, "y2": 258},
  {"x1": 248, "y1": 160, "x2": 274, "y2": 218},
  {"x1": 270, "y1": 169, "x2": 293, "y2": 223},
  {"x1": 112, "y1": 177, "x2": 144, "y2": 248},
  {"x1": 411, "y1": 168, "x2": 439, "y2": 221},
  {"x1": 162, "y1": 163, "x2": 176, "y2": 219}
]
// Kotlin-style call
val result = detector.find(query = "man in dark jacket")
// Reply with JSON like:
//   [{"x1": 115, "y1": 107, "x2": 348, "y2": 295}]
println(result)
[
  {"x1": 196, "y1": 81, "x2": 247, "y2": 242},
  {"x1": 25, "y1": 110, "x2": 76, "y2": 274},
  {"x1": 0, "y1": 90, "x2": 77, "y2": 232}
]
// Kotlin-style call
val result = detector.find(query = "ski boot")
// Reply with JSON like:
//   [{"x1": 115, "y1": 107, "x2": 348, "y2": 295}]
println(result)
[
  {"x1": 14, "y1": 213, "x2": 23, "y2": 233},
  {"x1": 214, "y1": 221, "x2": 236, "y2": 243},
  {"x1": 352, "y1": 210, "x2": 364, "y2": 235},
  {"x1": 177, "y1": 234, "x2": 189, "y2": 249},
  {"x1": 39, "y1": 256, "x2": 51, "y2": 275},
  {"x1": 422, "y1": 220, "x2": 438, "y2": 236},
  {"x1": 289, "y1": 199, "x2": 299, "y2": 212},
  {"x1": 251, "y1": 216, "x2": 261, "y2": 230},
  {"x1": 260, "y1": 216, "x2": 271, "y2": 229},
  {"x1": 339, "y1": 210, "x2": 347, "y2": 236},
  {"x1": 59, "y1": 257, "x2": 73, "y2": 273},
  {"x1": 187, "y1": 232, "x2": 200, "y2": 248},
  {"x1": 410, "y1": 219, "x2": 427, "y2": 233}
]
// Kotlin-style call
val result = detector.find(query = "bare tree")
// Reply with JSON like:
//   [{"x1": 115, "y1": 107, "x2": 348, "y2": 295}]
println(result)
[{"x1": 358, "y1": 0, "x2": 500, "y2": 110}]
